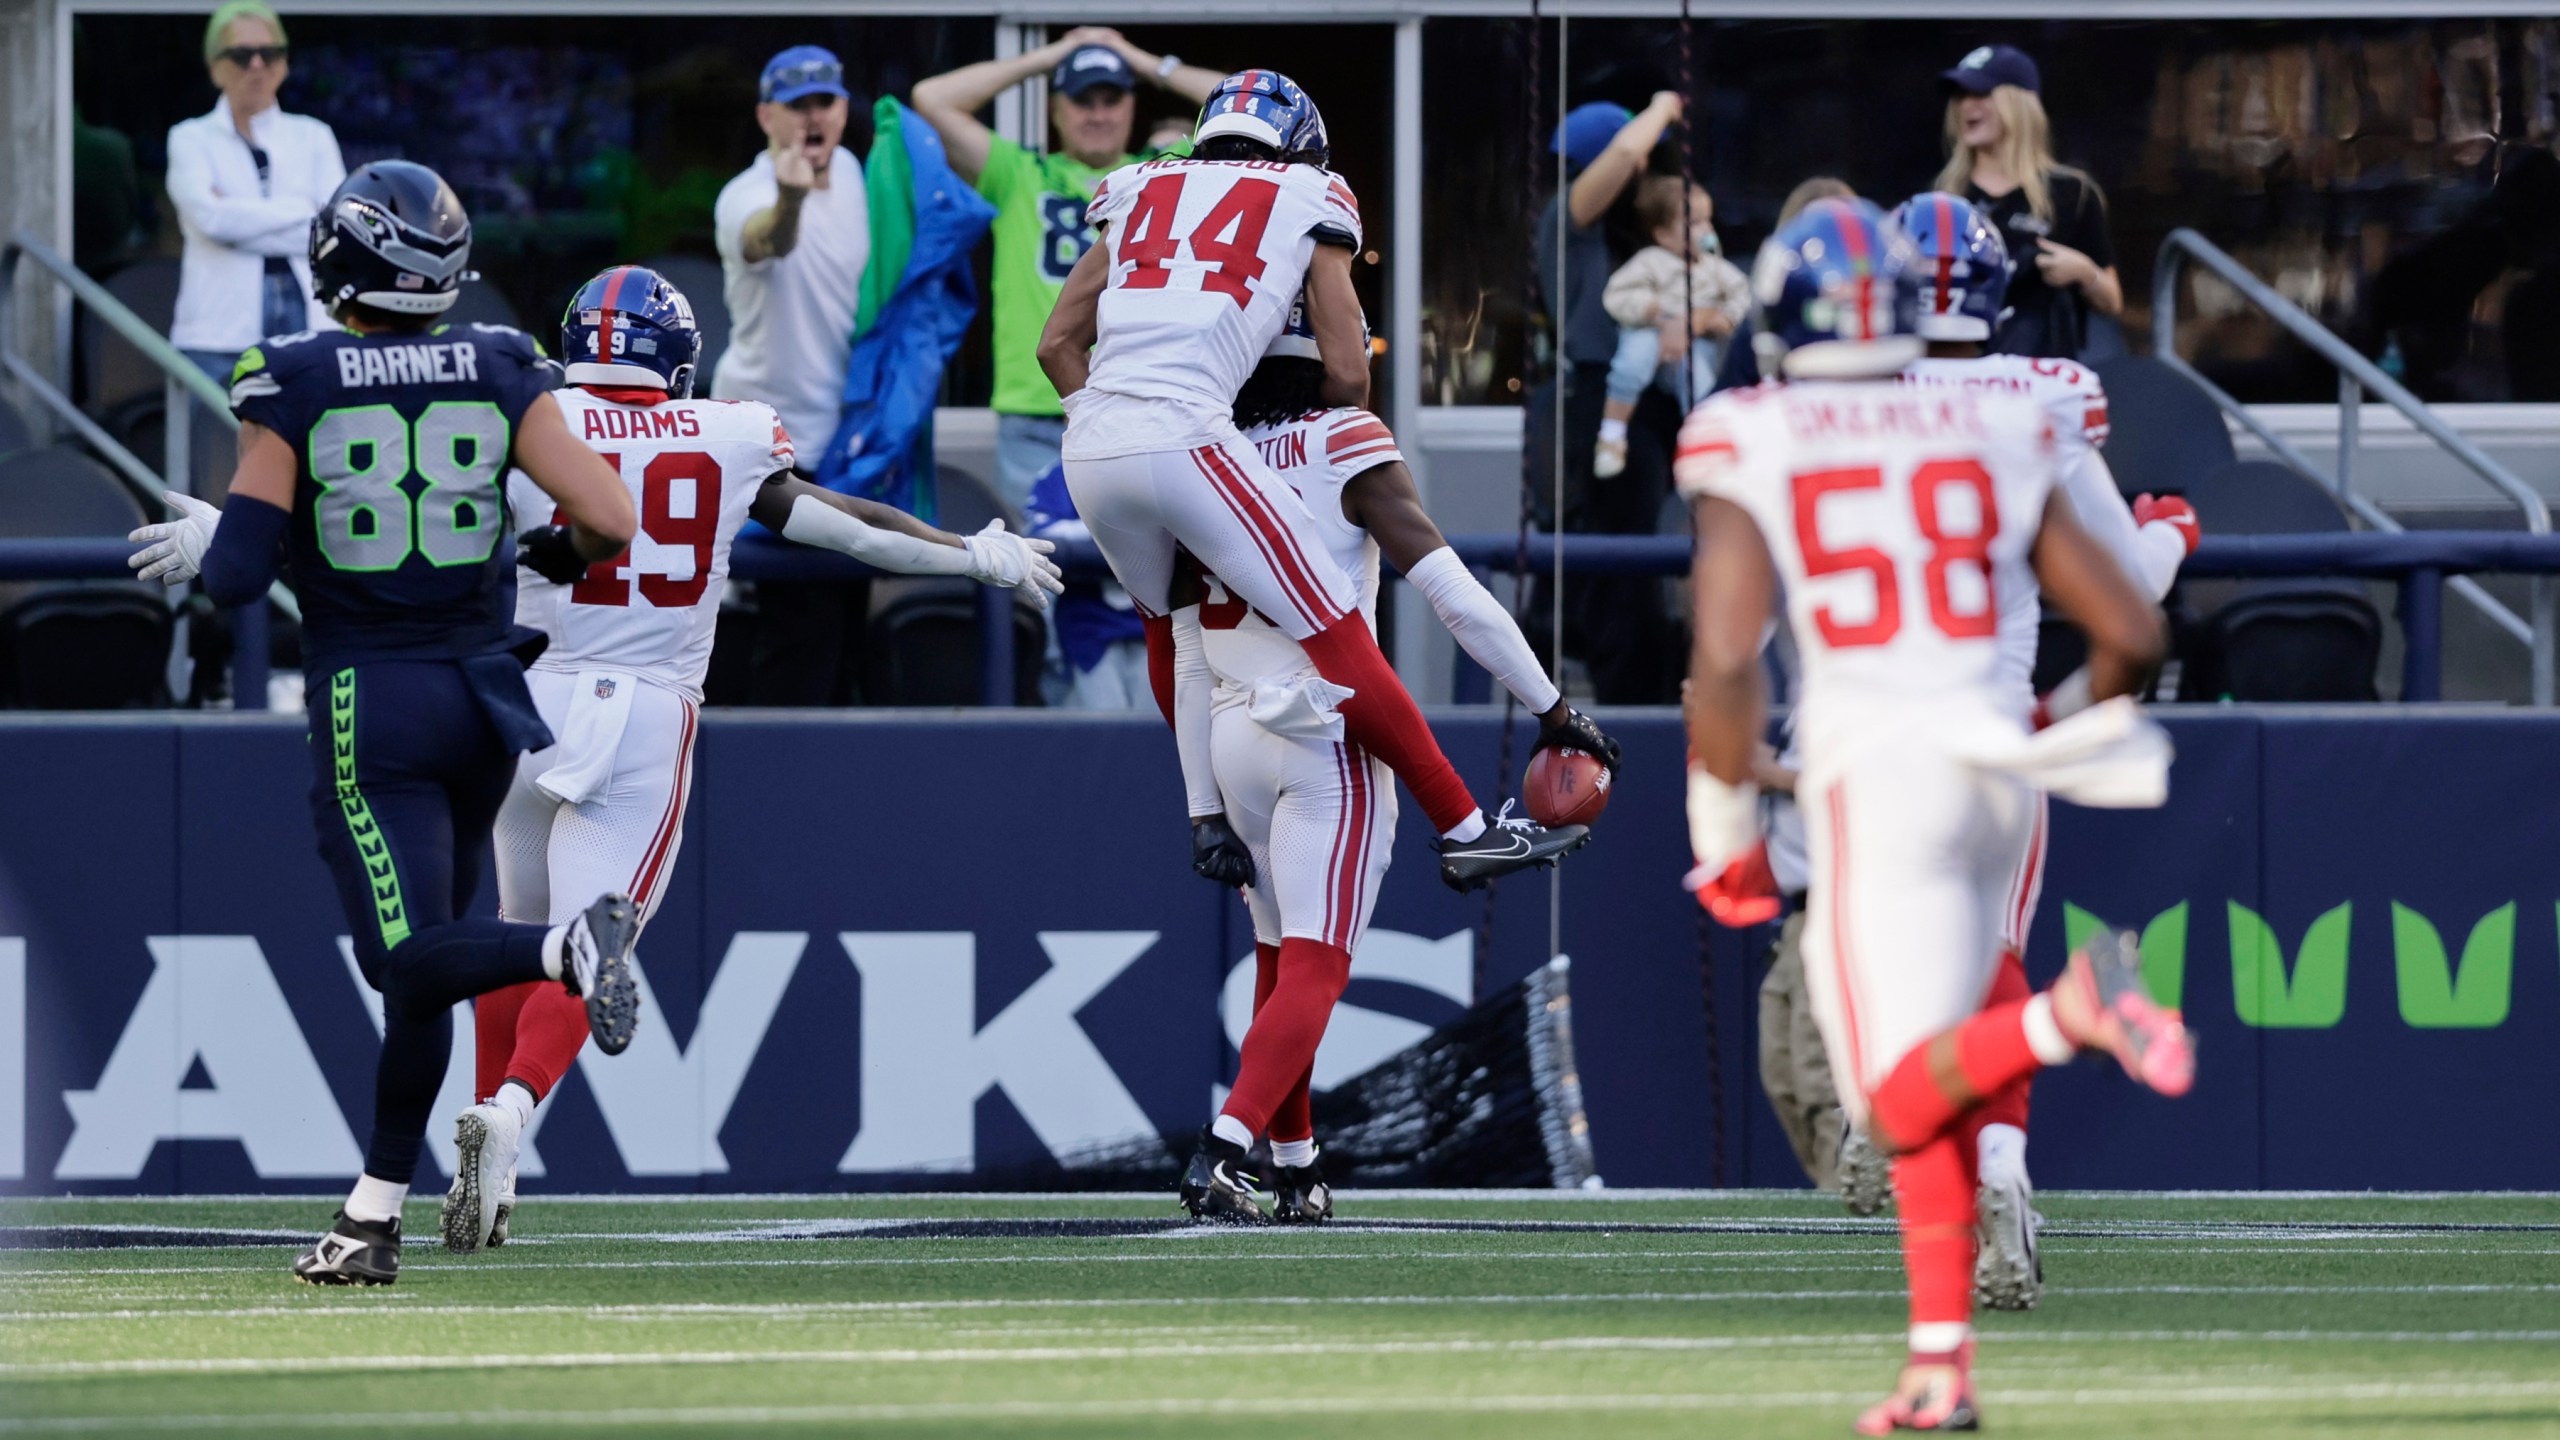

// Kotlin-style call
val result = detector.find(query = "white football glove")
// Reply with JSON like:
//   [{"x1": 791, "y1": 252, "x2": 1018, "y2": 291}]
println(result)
[
  {"x1": 960, "y1": 519, "x2": 1065, "y2": 613},
  {"x1": 127, "y1": 492, "x2": 224, "y2": 587},
  {"x1": 1683, "y1": 759, "x2": 1759, "y2": 883}
]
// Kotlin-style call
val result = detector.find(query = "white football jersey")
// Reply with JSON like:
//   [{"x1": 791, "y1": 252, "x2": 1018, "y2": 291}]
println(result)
[
  {"x1": 1675, "y1": 380, "x2": 2058, "y2": 756},
  {"x1": 1198, "y1": 407, "x2": 1400, "y2": 694},
  {"x1": 1065, "y1": 159, "x2": 1363, "y2": 459},
  {"x1": 1902, "y1": 354, "x2": 2156, "y2": 696},
  {"x1": 508, "y1": 389, "x2": 794, "y2": 699}
]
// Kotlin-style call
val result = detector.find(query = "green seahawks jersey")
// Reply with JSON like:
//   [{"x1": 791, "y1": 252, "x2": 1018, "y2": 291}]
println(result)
[{"x1": 976, "y1": 134, "x2": 1186, "y2": 417}]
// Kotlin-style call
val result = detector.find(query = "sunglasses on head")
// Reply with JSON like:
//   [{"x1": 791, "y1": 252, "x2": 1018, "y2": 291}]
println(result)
[
  {"x1": 763, "y1": 59, "x2": 842, "y2": 98},
  {"x1": 217, "y1": 44, "x2": 288, "y2": 66}
]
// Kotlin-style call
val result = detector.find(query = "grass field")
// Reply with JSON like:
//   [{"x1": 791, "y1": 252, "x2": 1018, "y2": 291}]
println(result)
[{"x1": 4, "y1": 1190, "x2": 2557, "y2": 1437}]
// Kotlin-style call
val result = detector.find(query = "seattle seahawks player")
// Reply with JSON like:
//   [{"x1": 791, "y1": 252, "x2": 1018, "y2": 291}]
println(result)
[{"x1": 128, "y1": 160, "x2": 646, "y2": 1286}]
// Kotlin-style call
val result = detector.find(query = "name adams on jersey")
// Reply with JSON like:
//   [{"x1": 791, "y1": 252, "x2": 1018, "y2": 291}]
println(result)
[{"x1": 229, "y1": 323, "x2": 559, "y2": 669}]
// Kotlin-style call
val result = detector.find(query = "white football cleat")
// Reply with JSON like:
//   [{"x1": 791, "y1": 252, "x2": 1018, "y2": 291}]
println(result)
[
  {"x1": 490, "y1": 1162, "x2": 518, "y2": 1247},
  {"x1": 1974, "y1": 1169, "x2": 2042, "y2": 1311},
  {"x1": 439, "y1": 1101, "x2": 522, "y2": 1254}
]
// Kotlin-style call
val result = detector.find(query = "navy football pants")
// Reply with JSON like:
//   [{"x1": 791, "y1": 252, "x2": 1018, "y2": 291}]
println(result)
[{"x1": 308, "y1": 661, "x2": 554, "y2": 1187}]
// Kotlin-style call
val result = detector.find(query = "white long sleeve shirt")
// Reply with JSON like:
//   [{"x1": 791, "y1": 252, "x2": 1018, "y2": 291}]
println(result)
[{"x1": 165, "y1": 99, "x2": 345, "y2": 351}]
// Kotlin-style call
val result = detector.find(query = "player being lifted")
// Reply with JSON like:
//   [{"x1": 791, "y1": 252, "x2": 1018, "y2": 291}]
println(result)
[
  {"x1": 1170, "y1": 302, "x2": 1619, "y2": 1222},
  {"x1": 126, "y1": 162, "x2": 646, "y2": 1285},
  {"x1": 1678, "y1": 199, "x2": 2195, "y2": 1433},
  {"x1": 442, "y1": 265, "x2": 1063, "y2": 1254},
  {"x1": 1038, "y1": 70, "x2": 1600, "y2": 891}
]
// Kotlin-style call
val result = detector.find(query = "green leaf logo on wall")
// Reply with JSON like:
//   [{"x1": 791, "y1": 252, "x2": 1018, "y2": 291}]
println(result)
[
  {"x1": 2062, "y1": 902, "x2": 2189, "y2": 1010},
  {"x1": 2227, "y1": 902, "x2": 2351, "y2": 1028},
  {"x1": 2392, "y1": 902, "x2": 2513, "y2": 1028}
]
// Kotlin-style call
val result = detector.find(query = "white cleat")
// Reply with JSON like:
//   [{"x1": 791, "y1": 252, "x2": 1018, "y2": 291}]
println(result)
[
  {"x1": 439, "y1": 1102, "x2": 522, "y2": 1255},
  {"x1": 1975, "y1": 1169, "x2": 2043, "y2": 1311},
  {"x1": 490, "y1": 1163, "x2": 518, "y2": 1248}
]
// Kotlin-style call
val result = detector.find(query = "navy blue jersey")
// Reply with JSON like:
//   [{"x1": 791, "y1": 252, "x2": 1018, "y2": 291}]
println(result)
[{"x1": 229, "y1": 324, "x2": 559, "y2": 668}]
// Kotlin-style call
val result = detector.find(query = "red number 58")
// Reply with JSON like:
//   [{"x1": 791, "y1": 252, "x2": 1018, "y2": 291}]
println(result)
[{"x1": 1788, "y1": 459, "x2": 2001, "y2": 649}]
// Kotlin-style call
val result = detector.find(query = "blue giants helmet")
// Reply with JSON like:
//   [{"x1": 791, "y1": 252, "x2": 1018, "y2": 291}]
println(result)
[
  {"x1": 559, "y1": 265, "x2": 703, "y2": 396},
  {"x1": 1892, "y1": 191, "x2": 2011, "y2": 343},
  {"x1": 1194, "y1": 70, "x2": 1330, "y2": 167},
  {"x1": 1747, "y1": 197, "x2": 1924, "y2": 380}
]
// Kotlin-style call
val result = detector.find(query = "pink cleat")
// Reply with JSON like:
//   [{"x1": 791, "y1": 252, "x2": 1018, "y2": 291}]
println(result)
[
  {"x1": 1853, "y1": 1343, "x2": 1980, "y2": 1434},
  {"x1": 2051, "y1": 927, "x2": 2195, "y2": 1098}
]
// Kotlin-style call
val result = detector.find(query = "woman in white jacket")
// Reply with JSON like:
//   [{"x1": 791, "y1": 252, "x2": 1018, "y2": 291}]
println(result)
[{"x1": 165, "y1": 1, "x2": 344, "y2": 384}]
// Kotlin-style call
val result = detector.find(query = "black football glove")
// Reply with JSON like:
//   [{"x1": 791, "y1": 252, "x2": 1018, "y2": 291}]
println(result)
[
  {"x1": 1537, "y1": 706, "x2": 1622, "y2": 775},
  {"x1": 517, "y1": 524, "x2": 591, "y2": 585},
  {"x1": 1191, "y1": 815, "x2": 1257, "y2": 888}
]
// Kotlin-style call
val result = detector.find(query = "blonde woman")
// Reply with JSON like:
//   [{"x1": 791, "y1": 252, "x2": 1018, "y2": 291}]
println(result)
[{"x1": 1935, "y1": 45, "x2": 2120, "y2": 358}]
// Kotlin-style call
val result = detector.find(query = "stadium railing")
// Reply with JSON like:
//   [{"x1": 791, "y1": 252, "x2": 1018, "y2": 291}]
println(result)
[
  {"x1": 2153, "y1": 227, "x2": 2556, "y2": 704},
  {"x1": 7, "y1": 530, "x2": 2559, "y2": 708}
]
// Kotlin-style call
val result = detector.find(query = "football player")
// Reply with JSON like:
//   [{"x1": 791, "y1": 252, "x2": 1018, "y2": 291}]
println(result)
[
  {"x1": 1679, "y1": 199, "x2": 2195, "y2": 1432},
  {"x1": 1170, "y1": 301, "x2": 1618, "y2": 1223},
  {"x1": 127, "y1": 162, "x2": 646, "y2": 1285},
  {"x1": 442, "y1": 264, "x2": 1062, "y2": 1253},
  {"x1": 1879, "y1": 191, "x2": 2202, "y2": 1309},
  {"x1": 1037, "y1": 70, "x2": 1591, "y2": 891}
]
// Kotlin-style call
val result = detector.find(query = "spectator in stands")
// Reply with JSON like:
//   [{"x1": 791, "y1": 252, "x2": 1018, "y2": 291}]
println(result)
[
  {"x1": 913, "y1": 29, "x2": 1224, "y2": 513},
  {"x1": 714, "y1": 45, "x2": 875, "y2": 704},
  {"x1": 166, "y1": 1, "x2": 343, "y2": 392},
  {"x1": 1935, "y1": 44, "x2": 2121, "y2": 359}
]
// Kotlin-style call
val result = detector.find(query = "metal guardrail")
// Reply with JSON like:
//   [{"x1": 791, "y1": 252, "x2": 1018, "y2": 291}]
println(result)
[
  {"x1": 10, "y1": 530, "x2": 2560, "y2": 709},
  {"x1": 2151, "y1": 226, "x2": 2556, "y2": 705}
]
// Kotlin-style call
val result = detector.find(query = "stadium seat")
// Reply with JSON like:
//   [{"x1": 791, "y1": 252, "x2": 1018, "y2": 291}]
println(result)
[
  {"x1": 0, "y1": 444, "x2": 169, "y2": 708},
  {"x1": 2175, "y1": 458, "x2": 2381, "y2": 703},
  {"x1": 0, "y1": 395, "x2": 31, "y2": 459},
  {"x1": 863, "y1": 464, "x2": 1043, "y2": 705},
  {"x1": 80, "y1": 258, "x2": 181, "y2": 415},
  {"x1": 642, "y1": 255, "x2": 729, "y2": 383},
  {"x1": 2090, "y1": 356, "x2": 2235, "y2": 500}
]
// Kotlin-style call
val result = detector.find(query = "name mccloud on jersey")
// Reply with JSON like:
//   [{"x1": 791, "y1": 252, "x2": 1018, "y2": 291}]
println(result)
[{"x1": 0, "y1": 928, "x2": 1469, "y2": 1184}]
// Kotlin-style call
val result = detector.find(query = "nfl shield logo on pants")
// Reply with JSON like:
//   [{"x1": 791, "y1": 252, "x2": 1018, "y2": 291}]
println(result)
[{"x1": 595, "y1": 677, "x2": 617, "y2": 700}]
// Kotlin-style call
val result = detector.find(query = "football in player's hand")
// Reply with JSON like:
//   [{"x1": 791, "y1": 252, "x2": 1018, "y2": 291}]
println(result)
[{"x1": 1525, "y1": 747, "x2": 1612, "y2": 827}]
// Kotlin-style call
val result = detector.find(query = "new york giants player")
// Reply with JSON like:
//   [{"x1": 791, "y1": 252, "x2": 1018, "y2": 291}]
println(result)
[
  {"x1": 1874, "y1": 192, "x2": 2203, "y2": 1309},
  {"x1": 127, "y1": 162, "x2": 645, "y2": 1285},
  {"x1": 1679, "y1": 200, "x2": 2195, "y2": 1433},
  {"x1": 437, "y1": 265, "x2": 1061, "y2": 1254},
  {"x1": 1038, "y1": 70, "x2": 1593, "y2": 890},
  {"x1": 1169, "y1": 303, "x2": 1618, "y2": 1223}
]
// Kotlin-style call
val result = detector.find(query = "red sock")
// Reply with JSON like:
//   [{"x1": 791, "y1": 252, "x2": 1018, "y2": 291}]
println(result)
[
  {"x1": 501, "y1": 981, "x2": 595, "y2": 1100},
  {"x1": 1142, "y1": 612, "x2": 1175, "y2": 727},
  {"x1": 1271, "y1": 1065, "x2": 1315, "y2": 1146},
  {"x1": 474, "y1": 981, "x2": 540, "y2": 1102},
  {"x1": 1221, "y1": 939, "x2": 1350, "y2": 1137},
  {"x1": 1971, "y1": 950, "x2": 2033, "y2": 1134},
  {"x1": 1252, "y1": 940, "x2": 1280, "y2": 1015},
  {"x1": 1866, "y1": 999, "x2": 2047, "y2": 1154},
  {"x1": 1893, "y1": 1132, "x2": 1979, "y2": 1342},
  {"x1": 1295, "y1": 616, "x2": 1476, "y2": 834}
]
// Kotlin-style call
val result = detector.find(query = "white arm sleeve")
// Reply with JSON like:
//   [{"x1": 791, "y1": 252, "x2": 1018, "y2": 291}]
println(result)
[
  {"x1": 1405, "y1": 546, "x2": 1562, "y2": 715},
  {"x1": 779, "y1": 493, "x2": 969, "y2": 576},
  {"x1": 1169, "y1": 607, "x2": 1224, "y2": 819},
  {"x1": 2060, "y1": 449, "x2": 2178, "y2": 601}
]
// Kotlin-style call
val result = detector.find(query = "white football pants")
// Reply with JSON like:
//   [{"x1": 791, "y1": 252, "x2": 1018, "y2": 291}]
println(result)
[
  {"x1": 495, "y1": 668, "x2": 700, "y2": 929},
  {"x1": 1063, "y1": 437, "x2": 1357, "y2": 635},
  {"x1": 1996, "y1": 792, "x2": 2050, "y2": 957},
  {"x1": 1212, "y1": 703, "x2": 1398, "y2": 952}
]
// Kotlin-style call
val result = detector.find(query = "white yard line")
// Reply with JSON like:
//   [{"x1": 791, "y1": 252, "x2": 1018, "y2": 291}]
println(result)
[{"x1": 8, "y1": 1379, "x2": 2560, "y2": 1431}]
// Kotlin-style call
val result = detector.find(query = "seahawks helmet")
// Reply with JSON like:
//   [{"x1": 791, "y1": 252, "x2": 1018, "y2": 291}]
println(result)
[
  {"x1": 1891, "y1": 191, "x2": 2011, "y2": 343},
  {"x1": 1747, "y1": 197, "x2": 1924, "y2": 380},
  {"x1": 308, "y1": 160, "x2": 475, "y2": 316},
  {"x1": 1194, "y1": 70, "x2": 1330, "y2": 167},
  {"x1": 560, "y1": 265, "x2": 703, "y2": 396}
]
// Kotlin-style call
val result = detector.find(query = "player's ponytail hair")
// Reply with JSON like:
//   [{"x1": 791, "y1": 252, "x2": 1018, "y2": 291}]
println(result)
[
  {"x1": 1232, "y1": 356, "x2": 1327, "y2": 431},
  {"x1": 1935, "y1": 83, "x2": 2096, "y2": 227}
]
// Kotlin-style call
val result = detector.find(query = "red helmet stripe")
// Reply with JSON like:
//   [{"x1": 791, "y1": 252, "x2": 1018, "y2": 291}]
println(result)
[
  {"x1": 596, "y1": 265, "x2": 642, "y2": 366},
  {"x1": 1932, "y1": 196, "x2": 1956, "y2": 314},
  {"x1": 1832, "y1": 209, "x2": 1875, "y2": 342}
]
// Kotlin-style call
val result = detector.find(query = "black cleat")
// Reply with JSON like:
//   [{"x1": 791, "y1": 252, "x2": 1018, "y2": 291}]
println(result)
[
  {"x1": 1271, "y1": 1154, "x2": 1334, "y2": 1224},
  {"x1": 291, "y1": 1210, "x2": 400, "y2": 1286},
  {"x1": 564, "y1": 893, "x2": 643, "y2": 1056},
  {"x1": 1178, "y1": 1128, "x2": 1271, "y2": 1225},
  {"x1": 1438, "y1": 803, "x2": 1590, "y2": 892}
]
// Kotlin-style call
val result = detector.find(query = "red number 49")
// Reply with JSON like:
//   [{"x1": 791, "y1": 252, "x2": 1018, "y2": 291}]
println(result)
[
  {"x1": 1116, "y1": 173, "x2": 1277, "y2": 308},
  {"x1": 1789, "y1": 459, "x2": 2001, "y2": 649}
]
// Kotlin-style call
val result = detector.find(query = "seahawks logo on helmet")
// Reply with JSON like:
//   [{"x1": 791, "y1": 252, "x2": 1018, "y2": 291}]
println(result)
[{"x1": 307, "y1": 161, "x2": 476, "y2": 317}]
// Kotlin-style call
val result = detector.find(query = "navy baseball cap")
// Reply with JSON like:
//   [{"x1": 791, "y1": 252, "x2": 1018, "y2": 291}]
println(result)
[
  {"x1": 1054, "y1": 44, "x2": 1135, "y2": 99},
  {"x1": 761, "y1": 45, "x2": 848, "y2": 105},
  {"x1": 1941, "y1": 44, "x2": 2039, "y2": 96}
]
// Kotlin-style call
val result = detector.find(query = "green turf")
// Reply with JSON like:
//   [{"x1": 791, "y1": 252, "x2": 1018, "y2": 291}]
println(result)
[{"x1": 5, "y1": 1191, "x2": 2557, "y2": 1437}]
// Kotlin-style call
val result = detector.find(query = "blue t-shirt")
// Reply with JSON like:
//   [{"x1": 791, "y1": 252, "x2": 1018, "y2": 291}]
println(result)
[{"x1": 229, "y1": 323, "x2": 558, "y2": 670}]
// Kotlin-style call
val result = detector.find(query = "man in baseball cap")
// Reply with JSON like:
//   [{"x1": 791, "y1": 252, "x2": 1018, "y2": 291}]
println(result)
[{"x1": 1941, "y1": 43, "x2": 2040, "y2": 96}]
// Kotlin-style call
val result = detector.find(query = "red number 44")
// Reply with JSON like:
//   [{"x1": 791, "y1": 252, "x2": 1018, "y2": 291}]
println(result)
[
  {"x1": 1788, "y1": 459, "x2": 2001, "y2": 649},
  {"x1": 1116, "y1": 173, "x2": 1278, "y2": 307}
]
